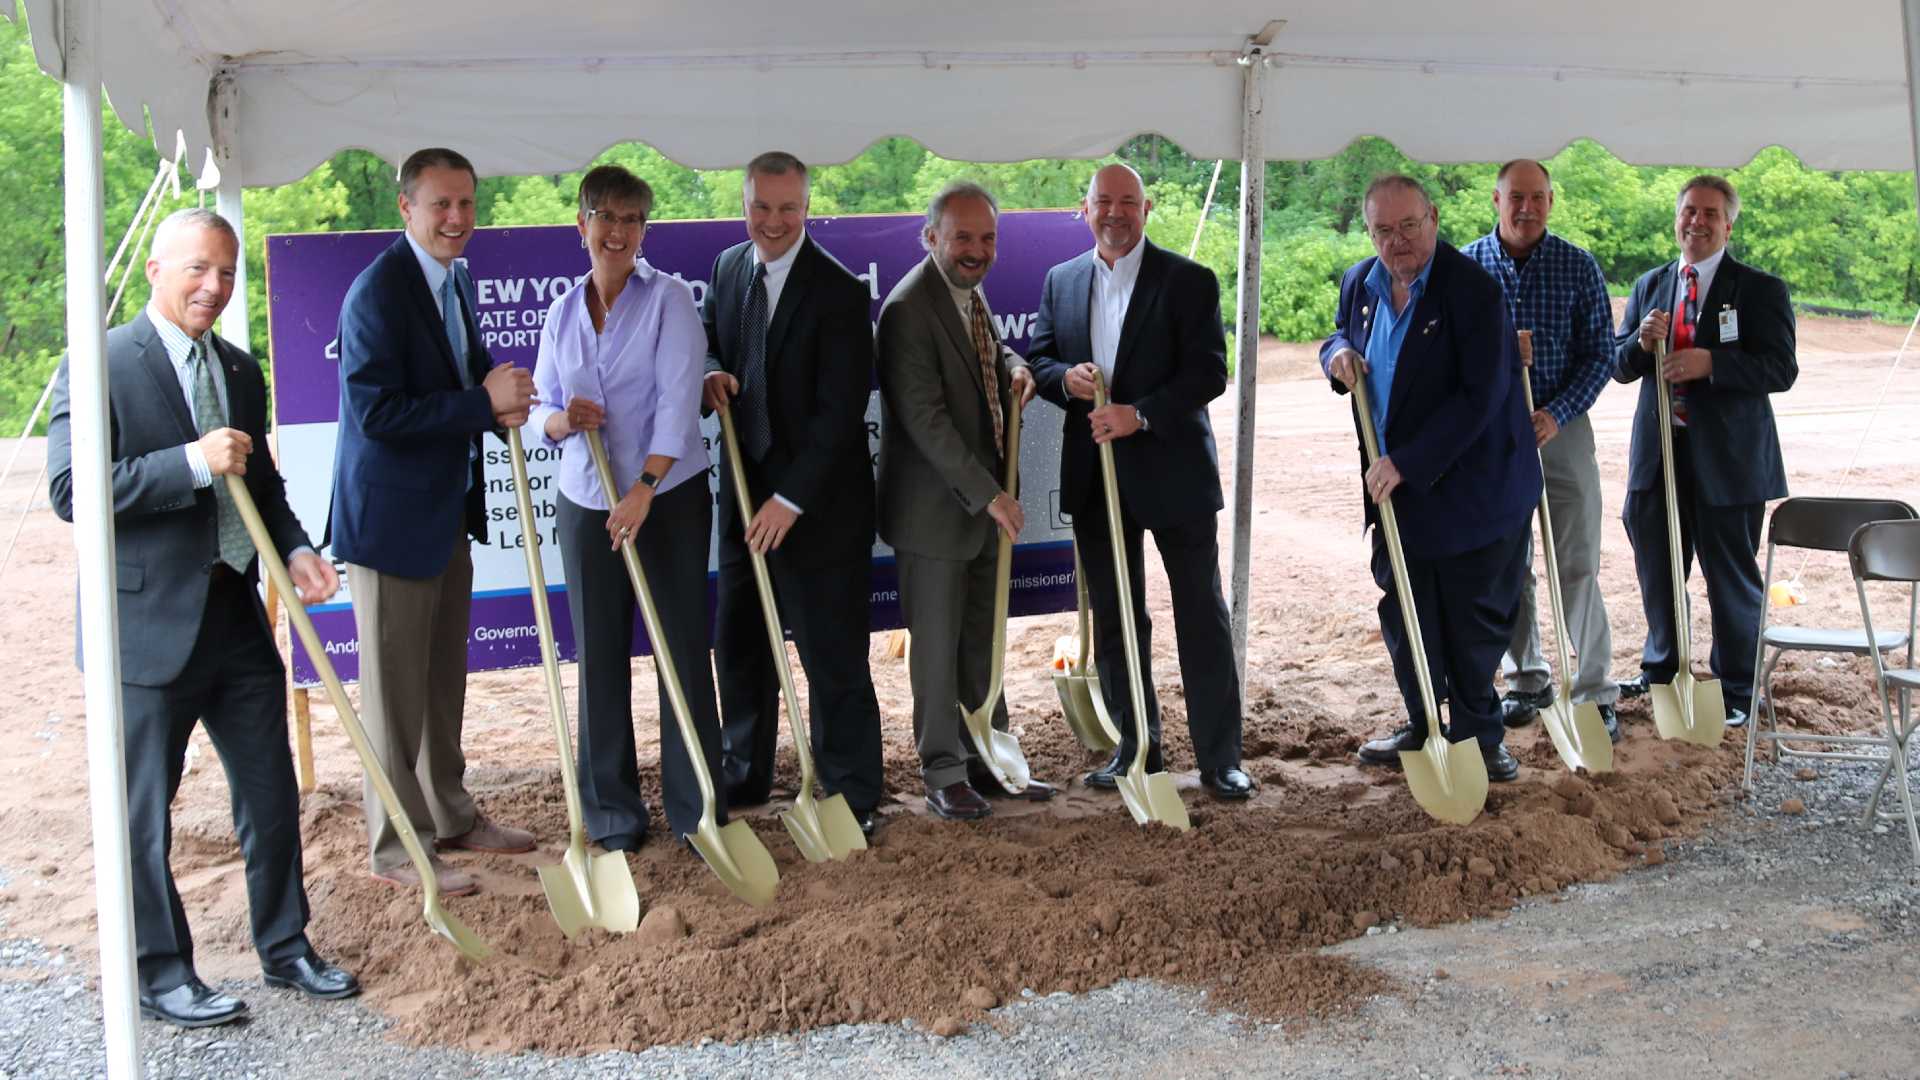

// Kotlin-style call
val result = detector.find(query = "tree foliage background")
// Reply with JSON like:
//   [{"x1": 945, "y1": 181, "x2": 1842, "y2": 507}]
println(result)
[{"x1": 4, "y1": 9, "x2": 1917, "y2": 433}]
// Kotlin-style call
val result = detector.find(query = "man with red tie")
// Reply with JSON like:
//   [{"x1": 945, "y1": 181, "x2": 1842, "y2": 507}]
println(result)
[{"x1": 1611, "y1": 175, "x2": 1797, "y2": 730}]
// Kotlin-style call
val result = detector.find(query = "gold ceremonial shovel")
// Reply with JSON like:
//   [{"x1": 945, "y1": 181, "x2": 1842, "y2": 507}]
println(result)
[
  {"x1": 585, "y1": 430, "x2": 779, "y2": 907},
  {"x1": 958, "y1": 401, "x2": 1035, "y2": 794},
  {"x1": 1647, "y1": 341, "x2": 1726, "y2": 745},
  {"x1": 1348, "y1": 379, "x2": 1489, "y2": 825},
  {"x1": 226, "y1": 476, "x2": 492, "y2": 961},
  {"x1": 718, "y1": 406, "x2": 866, "y2": 862},
  {"x1": 1053, "y1": 539, "x2": 1121, "y2": 753},
  {"x1": 1516, "y1": 332, "x2": 1613, "y2": 774},
  {"x1": 1092, "y1": 371, "x2": 1188, "y2": 831},
  {"x1": 506, "y1": 427, "x2": 641, "y2": 938}
]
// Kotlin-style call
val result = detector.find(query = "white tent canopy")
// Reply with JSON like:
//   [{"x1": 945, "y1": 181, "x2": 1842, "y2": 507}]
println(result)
[
  {"x1": 12, "y1": 0, "x2": 1918, "y2": 182},
  {"x1": 13, "y1": 3, "x2": 1920, "y2": 1077}
]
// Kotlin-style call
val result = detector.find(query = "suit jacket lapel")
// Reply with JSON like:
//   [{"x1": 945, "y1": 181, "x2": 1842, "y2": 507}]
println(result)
[
  {"x1": 397, "y1": 238, "x2": 459, "y2": 377},
  {"x1": 1696, "y1": 256, "x2": 1740, "y2": 347},
  {"x1": 133, "y1": 314, "x2": 198, "y2": 441},
  {"x1": 919, "y1": 258, "x2": 987, "y2": 397},
  {"x1": 1060, "y1": 254, "x2": 1094, "y2": 364},
  {"x1": 766, "y1": 239, "x2": 814, "y2": 360},
  {"x1": 1112, "y1": 241, "x2": 1166, "y2": 381}
]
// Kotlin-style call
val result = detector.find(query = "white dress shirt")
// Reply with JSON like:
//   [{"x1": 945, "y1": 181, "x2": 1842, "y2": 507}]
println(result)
[
  {"x1": 1089, "y1": 238, "x2": 1147, "y2": 383},
  {"x1": 146, "y1": 301, "x2": 229, "y2": 488},
  {"x1": 1672, "y1": 245, "x2": 1726, "y2": 336}
]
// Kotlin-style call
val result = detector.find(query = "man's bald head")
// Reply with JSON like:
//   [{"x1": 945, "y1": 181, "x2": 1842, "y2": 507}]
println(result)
[
  {"x1": 1084, "y1": 163, "x2": 1152, "y2": 265},
  {"x1": 145, "y1": 209, "x2": 239, "y2": 338}
]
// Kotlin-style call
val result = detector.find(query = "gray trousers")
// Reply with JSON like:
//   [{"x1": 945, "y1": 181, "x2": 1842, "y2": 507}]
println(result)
[
  {"x1": 896, "y1": 543, "x2": 1009, "y2": 791},
  {"x1": 1500, "y1": 413, "x2": 1618, "y2": 706},
  {"x1": 348, "y1": 526, "x2": 479, "y2": 874}
]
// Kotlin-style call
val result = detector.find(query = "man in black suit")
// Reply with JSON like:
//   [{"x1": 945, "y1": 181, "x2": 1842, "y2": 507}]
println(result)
[
  {"x1": 1028, "y1": 163, "x2": 1252, "y2": 800},
  {"x1": 47, "y1": 209, "x2": 359, "y2": 1028},
  {"x1": 1613, "y1": 174, "x2": 1797, "y2": 729},
  {"x1": 701, "y1": 151, "x2": 885, "y2": 834}
]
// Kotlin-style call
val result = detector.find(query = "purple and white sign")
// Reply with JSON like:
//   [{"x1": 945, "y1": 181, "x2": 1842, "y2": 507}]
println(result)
[{"x1": 266, "y1": 211, "x2": 1092, "y2": 688}]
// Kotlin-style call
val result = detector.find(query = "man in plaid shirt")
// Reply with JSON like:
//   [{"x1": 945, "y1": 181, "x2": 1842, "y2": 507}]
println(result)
[{"x1": 1462, "y1": 159, "x2": 1621, "y2": 742}]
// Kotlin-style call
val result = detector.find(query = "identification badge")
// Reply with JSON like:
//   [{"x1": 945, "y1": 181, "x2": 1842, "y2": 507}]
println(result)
[{"x1": 1718, "y1": 308, "x2": 1739, "y2": 342}]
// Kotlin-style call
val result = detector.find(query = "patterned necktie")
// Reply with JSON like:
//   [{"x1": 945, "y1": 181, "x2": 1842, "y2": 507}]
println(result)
[
  {"x1": 441, "y1": 270, "x2": 472, "y2": 388},
  {"x1": 736, "y1": 262, "x2": 773, "y2": 461},
  {"x1": 967, "y1": 289, "x2": 1005, "y2": 450},
  {"x1": 189, "y1": 339, "x2": 254, "y2": 572},
  {"x1": 1671, "y1": 265, "x2": 1698, "y2": 427}
]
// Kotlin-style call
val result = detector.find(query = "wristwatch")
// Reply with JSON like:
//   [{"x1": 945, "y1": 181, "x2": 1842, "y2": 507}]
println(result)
[
  {"x1": 638, "y1": 470, "x2": 660, "y2": 489},
  {"x1": 1134, "y1": 406, "x2": 1150, "y2": 433}
]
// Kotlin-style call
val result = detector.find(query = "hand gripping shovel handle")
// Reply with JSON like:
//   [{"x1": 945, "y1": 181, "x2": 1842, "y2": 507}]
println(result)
[
  {"x1": 582, "y1": 430, "x2": 723, "y2": 835},
  {"x1": 505, "y1": 427, "x2": 591, "y2": 856},
  {"x1": 223, "y1": 475, "x2": 490, "y2": 960},
  {"x1": 1347, "y1": 378, "x2": 1445, "y2": 742},
  {"x1": 716, "y1": 407, "x2": 826, "y2": 799},
  {"x1": 1092, "y1": 372, "x2": 1155, "y2": 775}
]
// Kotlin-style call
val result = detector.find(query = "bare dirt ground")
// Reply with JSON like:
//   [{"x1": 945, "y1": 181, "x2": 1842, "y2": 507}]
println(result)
[{"x1": 0, "y1": 315, "x2": 1917, "y2": 1076}]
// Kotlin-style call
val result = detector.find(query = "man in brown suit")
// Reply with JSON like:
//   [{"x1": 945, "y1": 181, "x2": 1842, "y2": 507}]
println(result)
[{"x1": 876, "y1": 181, "x2": 1051, "y2": 820}]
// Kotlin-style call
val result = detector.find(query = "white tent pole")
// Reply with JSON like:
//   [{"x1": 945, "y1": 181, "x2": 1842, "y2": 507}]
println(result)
[
  {"x1": 62, "y1": 0, "x2": 142, "y2": 1073},
  {"x1": 1904, "y1": 0, "x2": 1920, "y2": 224},
  {"x1": 1227, "y1": 36, "x2": 1270, "y2": 694},
  {"x1": 213, "y1": 77, "x2": 250, "y2": 351}
]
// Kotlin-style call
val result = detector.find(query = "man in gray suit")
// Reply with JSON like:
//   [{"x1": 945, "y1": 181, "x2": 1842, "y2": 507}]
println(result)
[
  {"x1": 47, "y1": 209, "x2": 359, "y2": 1028},
  {"x1": 876, "y1": 181, "x2": 1050, "y2": 821}
]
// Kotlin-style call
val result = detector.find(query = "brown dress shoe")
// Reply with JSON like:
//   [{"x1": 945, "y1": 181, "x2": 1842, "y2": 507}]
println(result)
[
  {"x1": 437, "y1": 813, "x2": 535, "y2": 854},
  {"x1": 969, "y1": 768, "x2": 1058, "y2": 802},
  {"x1": 925, "y1": 781, "x2": 992, "y2": 821},
  {"x1": 371, "y1": 856, "x2": 477, "y2": 897}
]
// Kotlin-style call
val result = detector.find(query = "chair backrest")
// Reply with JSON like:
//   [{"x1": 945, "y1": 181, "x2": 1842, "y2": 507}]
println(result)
[
  {"x1": 1772, "y1": 497, "x2": 1918, "y2": 553},
  {"x1": 1852, "y1": 519, "x2": 1920, "y2": 584}
]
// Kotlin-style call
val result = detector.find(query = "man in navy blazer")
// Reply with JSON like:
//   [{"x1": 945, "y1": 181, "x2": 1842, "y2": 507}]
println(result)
[
  {"x1": 1612, "y1": 175, "x2": 1796, "y2": 729},
  {"x1": 328, "y1": 148, "x2": 536, "y2": 894},
  {"x1": 1028, "y1": 163, "x2": 1251, "y2": 800},
  {"x1": 1320, "y1": 175, "x2": 1540, "y2": 782}
]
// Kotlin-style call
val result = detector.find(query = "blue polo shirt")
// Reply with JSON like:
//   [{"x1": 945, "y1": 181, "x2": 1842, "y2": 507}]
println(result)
[{"x1": 1363, "y1": 253, "x2": 1435, "y2": 452}]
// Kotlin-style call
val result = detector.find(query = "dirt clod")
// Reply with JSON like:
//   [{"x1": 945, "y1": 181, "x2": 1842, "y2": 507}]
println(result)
[
  {"x1": 963, "y1": 987, "x2": 996, "y2": 1010},
  {"x1": 1780, "y1": 798, "x2": 1808, "y2": 816},
  {"x1": 636, "y1": 906, "x2": 688, "y2": 945},
  {"x1": 930, "y1": 1016, "x2": 966, "y2": 1038},
  {"x1": 1353, "y1": 911, "x2": 1380, "y2": 930}
]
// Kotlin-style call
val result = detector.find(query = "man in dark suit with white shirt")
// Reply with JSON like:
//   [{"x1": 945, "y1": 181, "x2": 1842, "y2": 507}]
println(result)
[
  {"x1": 1027, "y1": 163, "x2": 1252, "y2": 800},
  {"x1": 1612, "y1": 174, "x2": 1797, "y2": 729},
  {"x1": 47, "y1": 209, "x2": 358, "y2": 1028},
  {"x1": 701, "y1": 151, "x2": 886, "y2": 834}
]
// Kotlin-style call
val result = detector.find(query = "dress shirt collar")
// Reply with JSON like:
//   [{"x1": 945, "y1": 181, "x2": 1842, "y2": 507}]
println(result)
[
  {"x1": 144, "y1": 301, "x2": 205, "y2": 366},
  {"x1": 1364, "y1": 251, "x2": 1436, "y2": 312},
  {"x1": 1681, "y1": 245, "x2": 1726, "y2": 281},
  {"x1": 930, "y1": 255, "x2": 977, "y2": 319},
  {"x1": 752, "y1": 231, "x2": 807, "y2": 275},
  {"x1": 1093, "y1": 236, "x2": 1148, "y2": 283},
  {"x1": 404, "y1": 231, "x2": 455, "y2": 304}
]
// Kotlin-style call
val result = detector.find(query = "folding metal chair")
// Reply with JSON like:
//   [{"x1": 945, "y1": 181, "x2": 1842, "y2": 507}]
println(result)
[
  {"x1": 1742, "y1": 497, "x2": 1917, "y2": 791},
  {"x1": 1850, "y1": 520, "x2": 1920, "y2": 863}
]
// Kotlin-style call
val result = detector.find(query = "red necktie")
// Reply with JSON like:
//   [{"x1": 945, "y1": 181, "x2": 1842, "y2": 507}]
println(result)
[{"x1": 1671, "y1": 265, "x2": 1698, "y2": 426}]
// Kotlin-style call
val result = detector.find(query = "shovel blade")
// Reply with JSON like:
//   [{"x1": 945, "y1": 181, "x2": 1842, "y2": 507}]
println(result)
[
  {"x1": 1650, "y1": 676, "x2": 1727, "y2": 746},
  {"x1": 959, "y1": 703, "x2": 1033, "y2": 793},
  {"x1": 423, "y1": 904, "x2": 493, "y2": 963},
  {"x1": 1054, "y1": 671, "x2": 1120, "y2": 752},
  {"x1": 689, "y1": 819, "x2": 780, "y2": 908},
  {"x1": 1401, "y1": 739, "x2": 1489, "y2": 826},
  {"x1": 538, "y1": 847, "x2": 642, "y2": 939},
  {"x1": 1116, "y1": 770, "x2": 1191, "y2": 831},
  {"x1": 1539, "y1": 700, "x2": 1615, "y2": 775},
  {"x1": 781, "y1": 791, "x2": 867, "y2": 864}
]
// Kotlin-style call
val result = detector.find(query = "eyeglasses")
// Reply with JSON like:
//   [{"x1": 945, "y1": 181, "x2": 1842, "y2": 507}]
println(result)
[
  {"x1": 586, "y1": 210, "x2": 648, "y2": 229},
  {"x1": 1368, "y1": 217, "x2": 1430, "y2": 243}
]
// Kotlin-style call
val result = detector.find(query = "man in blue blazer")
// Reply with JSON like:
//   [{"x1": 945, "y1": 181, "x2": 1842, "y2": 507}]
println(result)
[
  {"x1": 1612, "y1": 175, "x2": 1796, "y2": 729},
  {"x1": 328, "y1": 148, "x2": 536, "y2": 894},
  {"x1": 49, "y1": 209, "x2": 358, "y2": 1026},
  {"x1": 1028, "y1": 163, "x2": 1251, "y2": 800},
  {"x1": 1320, "y1": 175, "x2": 1540, "y2": 782}
]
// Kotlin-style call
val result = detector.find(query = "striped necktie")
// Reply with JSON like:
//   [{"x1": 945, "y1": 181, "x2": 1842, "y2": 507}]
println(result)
[
  {"x1": 189, "y1": 339, "x2": 255, "y2": 572},
  {"x1": 968, "y1": 289, "x2": 1004, "y2": 451}
]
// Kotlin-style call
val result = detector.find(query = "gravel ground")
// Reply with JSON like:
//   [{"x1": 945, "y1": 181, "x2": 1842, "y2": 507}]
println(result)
[{"x1": 4, "y1": 749, "x2": 1918, "y2": 1080}]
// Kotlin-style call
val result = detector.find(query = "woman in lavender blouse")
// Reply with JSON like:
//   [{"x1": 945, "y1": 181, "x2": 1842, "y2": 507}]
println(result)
[{"x1": 529, "y1": 165, "x2": 725, "y2": 852}]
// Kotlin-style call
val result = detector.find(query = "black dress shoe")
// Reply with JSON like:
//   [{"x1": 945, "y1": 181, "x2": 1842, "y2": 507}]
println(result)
[
  {"x1": 1482, "y1": 743, "x2": 1520, "y2": 783},
  {"x1": 969, "y1": 769, "x2": 1059, "y2": 801},
  {"x1": 1356, "y1": 725, "x2": 1424, "y2": 767},
  {"x1": 1501, "y1": 687, "x2": 1552, "y2": 728},
  {"x1": 926, "y1": 781, "x2": 991, "y2": 821},
  {"x1": 1084, "y1": 745, "x2": 1164, "y2": 790},
  {"x1": 1199, "y1": 767, "x2": 1254, "y2": 800},
  {"x1": 854, "y1": 809, "x2": 877, "y2": 838},
  {"x1": 139, "y1": 978, "x2": 249, "y2": 1028},
  {"x1": 1618, "y1": 673, "x2": 1650, "y2": 699},
  {"x1": 1599, "y1": 703, "x2": 1621, "y2": 743},
  {"x1": 724, "y1": 782, "x2": 770, "y2": 810},
  {"x1": 263, "y1": 952, "x2": 361, "y2": 1000}
]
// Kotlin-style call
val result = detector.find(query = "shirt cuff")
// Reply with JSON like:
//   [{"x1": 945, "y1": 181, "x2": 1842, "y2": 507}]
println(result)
[
  {"x1": 289, "y1": 545, "x2": 317, "y2": 563},
  {"x1": 184, "y1": 444, "x2": 212, "y2": 488},
  {"x1": 773, "y1": 493, "x2": 804, "y2": 515}
]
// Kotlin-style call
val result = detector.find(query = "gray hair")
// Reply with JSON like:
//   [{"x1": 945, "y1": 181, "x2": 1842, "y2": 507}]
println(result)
[
  {"x1": 1361, "y1": 173, "x2": 1433, "y2": 224},
  {"x1": 1676, "y1": 174, "x2": 1741, "y2": 223},
  {"x1": 744, "y1": 151, "x2": 809, "y2": 199},
  {"x1": 150, "y1": 208, "x2": 237, "y2": 255},
  {"x1": 923, "y1": 180, "x2": 999, "y2": 243}
]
